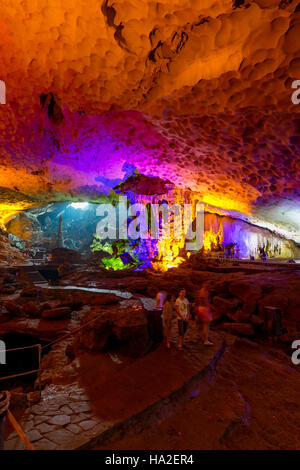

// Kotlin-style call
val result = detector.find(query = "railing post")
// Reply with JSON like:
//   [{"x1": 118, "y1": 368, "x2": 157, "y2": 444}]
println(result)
[
  {"x1": 0, "y1": 391, "x2": 10, "y2": 451},
  {"x1": 7, "y1": 410, "x2": 35, "y2": 450},
  {"x1": 0, "y1": 407, "x2": 6, "y2": 450},
  {"x1": 38, "y1": 344, "x2": 42, "y2": 396}
]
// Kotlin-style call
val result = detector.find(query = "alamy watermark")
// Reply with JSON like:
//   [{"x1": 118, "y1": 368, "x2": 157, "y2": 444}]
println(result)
[
  {"x1": 0, "y1": 80, "x2": 6, "y2": 104},
  {"x1": 96, "y1": 197, "x2": 204, "y2": 251},
  {"x1": 291, "y1": 80, "x2": 300, "y2": 105},
  {"x1": 291, "y1": 340, "x2": 300, "y2": 365},
  {"x1": 0, "y1": 340, "x2": 6, "y2": 365}
]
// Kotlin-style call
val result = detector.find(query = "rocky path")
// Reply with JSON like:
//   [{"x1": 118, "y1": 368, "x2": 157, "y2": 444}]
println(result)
[
  {"x1": 5, "y1": 320, "x2": 225, "y2": 450},
  {"x1": 93, "y1": 337, "x2": 300, "y2": 450}
]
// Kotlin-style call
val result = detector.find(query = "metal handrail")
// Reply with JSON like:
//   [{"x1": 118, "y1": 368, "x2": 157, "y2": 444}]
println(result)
[
  {"x1": 0, "y1": 392, "x2": 35, "y2": 450},
  {"x1": 0, "y1": 344, "x2": 42, "y2": 394}
]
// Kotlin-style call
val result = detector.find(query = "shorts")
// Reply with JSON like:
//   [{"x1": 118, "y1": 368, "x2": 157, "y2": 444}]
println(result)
[
  {"x1": 178, "y1": 319, "x2": 188, "y2": 336},
  {"x1": 195, "y1": 306, "x2": 212, "y2": 323}
]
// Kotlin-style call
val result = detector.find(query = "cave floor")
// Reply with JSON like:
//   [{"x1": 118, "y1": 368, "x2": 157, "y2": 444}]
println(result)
[
  {"x1": 4, "y1": 320, "x2": 225, "y2": 450},
  {"x1": 93, "y1": 337, "x2": 300, "y2": 450},
  {"x1": 2, "y1": 259, "x2": 300, "y2": 450}
]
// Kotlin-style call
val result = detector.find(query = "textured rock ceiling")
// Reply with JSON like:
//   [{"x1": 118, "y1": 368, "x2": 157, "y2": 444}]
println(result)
[{"x1": 0, "y1": 0, "x2": 300, "y2": 238}]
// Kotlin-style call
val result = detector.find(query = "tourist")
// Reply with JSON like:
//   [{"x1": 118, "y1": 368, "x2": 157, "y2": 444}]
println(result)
[
  {"x1": 162, "y1": 293, "x2": 175, "y2": 349},
  {"x1": 155, "y1": 289, "x2": 168, "y2": 310},
  {"x1": 195, "y1": 282, "x2": 213, "y2": 346},
  {"x1": 175, "y1": 288, "x2": 190, "y2": 350},
  {"x1": 145, "y1": 288, "x2": 167, "y2": 344},
  {"x1": 259, "y1": 247, "x2": 266, "y2": 261}
]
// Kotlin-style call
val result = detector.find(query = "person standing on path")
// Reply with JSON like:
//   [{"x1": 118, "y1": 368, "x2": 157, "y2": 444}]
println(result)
[
  {"x1": 194, "y1": 282, "x2": 213, "y2": 346},
  {"x1": 175, "y1": 289, "x2": 190, "y2": 351},
  {"x1": 162, "y1": 293, "x2": 176, "y2": 349}
]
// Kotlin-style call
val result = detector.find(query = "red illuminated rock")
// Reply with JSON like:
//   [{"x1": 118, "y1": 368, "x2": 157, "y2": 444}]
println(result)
[
  {"x1": 4, "y1": 301, "x2": 24, "y2": 318},
  {"x1": 75, "y1": 299, "x2": 151, "y2": 356},
  {"x1": 213, "y1": 296, "x2": 240, "y2": 316},
  {"x1": 23, "y1": 301, "x2": 40, "y2": 318},
  {"x1": 42, "y1": 307, "x2": 71, "y2": 320}
]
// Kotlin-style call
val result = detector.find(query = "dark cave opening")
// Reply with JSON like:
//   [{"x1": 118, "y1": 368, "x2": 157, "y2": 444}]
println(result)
[{"x1": 0, "y1": 334, "x2": 50, "y2": 392}]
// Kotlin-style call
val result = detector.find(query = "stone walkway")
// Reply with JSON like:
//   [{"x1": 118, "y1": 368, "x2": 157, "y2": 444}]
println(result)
[
  {"x1": 5, "y1": 320, "x2": 226, "y2": 450},
  {"x1": 5, "y1": 382, "x2": 112, "y2": 450}
]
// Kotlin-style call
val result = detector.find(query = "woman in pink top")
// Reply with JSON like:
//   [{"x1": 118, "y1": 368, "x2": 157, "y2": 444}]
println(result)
[{"x1": 195, "y1": 282, "x2": 213, "y2": 346}]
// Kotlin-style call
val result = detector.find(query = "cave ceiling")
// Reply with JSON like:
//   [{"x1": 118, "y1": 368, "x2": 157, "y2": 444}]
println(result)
[{"x1": 0, "y1": 0, "x2": 300, "y2": 239}]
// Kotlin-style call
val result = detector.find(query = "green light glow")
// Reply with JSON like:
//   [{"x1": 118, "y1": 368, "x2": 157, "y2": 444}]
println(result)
[
  {"x1": 90, "y1": 237, "x2": 113, "y2": 255},
  {"x1": 101, "y1": 256, "x2": 128, "y2": 271}
]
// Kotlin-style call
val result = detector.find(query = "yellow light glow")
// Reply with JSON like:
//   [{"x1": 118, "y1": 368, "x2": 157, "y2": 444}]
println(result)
[
  {"x1": 151, "y1": 189, "x2": 187, "y2": 271},
  {"x1": 0, "y1": 203, "x2": 33, "y2": 227},
  {"x1": 152, "y1": 254, "x2": 185, "y2": 272},
  {"x1": 203, "y1": 224, "x2": 224, "y2": 251},
  {"x1": 153, "y1": 238, "x2": 186, "y2": 271},
  {"x1": 202, "y1": 193, "x2": 250, "y2": 215}
]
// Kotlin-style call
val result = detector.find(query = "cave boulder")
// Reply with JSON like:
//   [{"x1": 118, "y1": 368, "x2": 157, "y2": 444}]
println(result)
[
  {"x1": 0, "y1": 311, "x2": 11, "y2": 323},
  {"x1": 1, "y1": 286, "x2": 16, "y2": 295},
  {"x1": 75, "y1": 299, "x2": 151, "y2": 357},
  {"x1": 3, "y1": 274, "x2": 16, "y2": 284},
  {"x1": 213, "y1": 296, "x2": 240, "y2": 315},
  {"x1": 229, "y1": 280, "x2": 262, "y2": 302},
  {"x1": 23, "y1": 301, "x2": 40, "y2": 317},
  {"x1": 0, "y1": 232, "x2": 29, "y2": 265},
  {"x1": 42, "y1": 306, "x2": 71, "y2": 319},
  {"x1": 4, "y1": 301, "x2": 24, "y2": 317},
  {"x1": 250, "y1": 314, "x2": 264, "y2": 327},
  {"x1": 241, "y1": 299, "x2": 258, "y2": 317},
  {"x1": 20, "y1": 286, "x2": 41, "y2": 298},
  {"x1": 6, "y1": 213, "x2": 41, "y2": 242},
  {"x1": 40, "y1": 302, "x2": 52, "y2": 312},
  {"x1": 234, "y1": 311, "x2": 251, "y2": 323}
]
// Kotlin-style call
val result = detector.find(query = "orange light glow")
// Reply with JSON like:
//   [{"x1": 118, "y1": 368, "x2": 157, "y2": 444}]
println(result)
[{"x1": 0, "y1": 204, "x2": 33, "y2": 227}]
